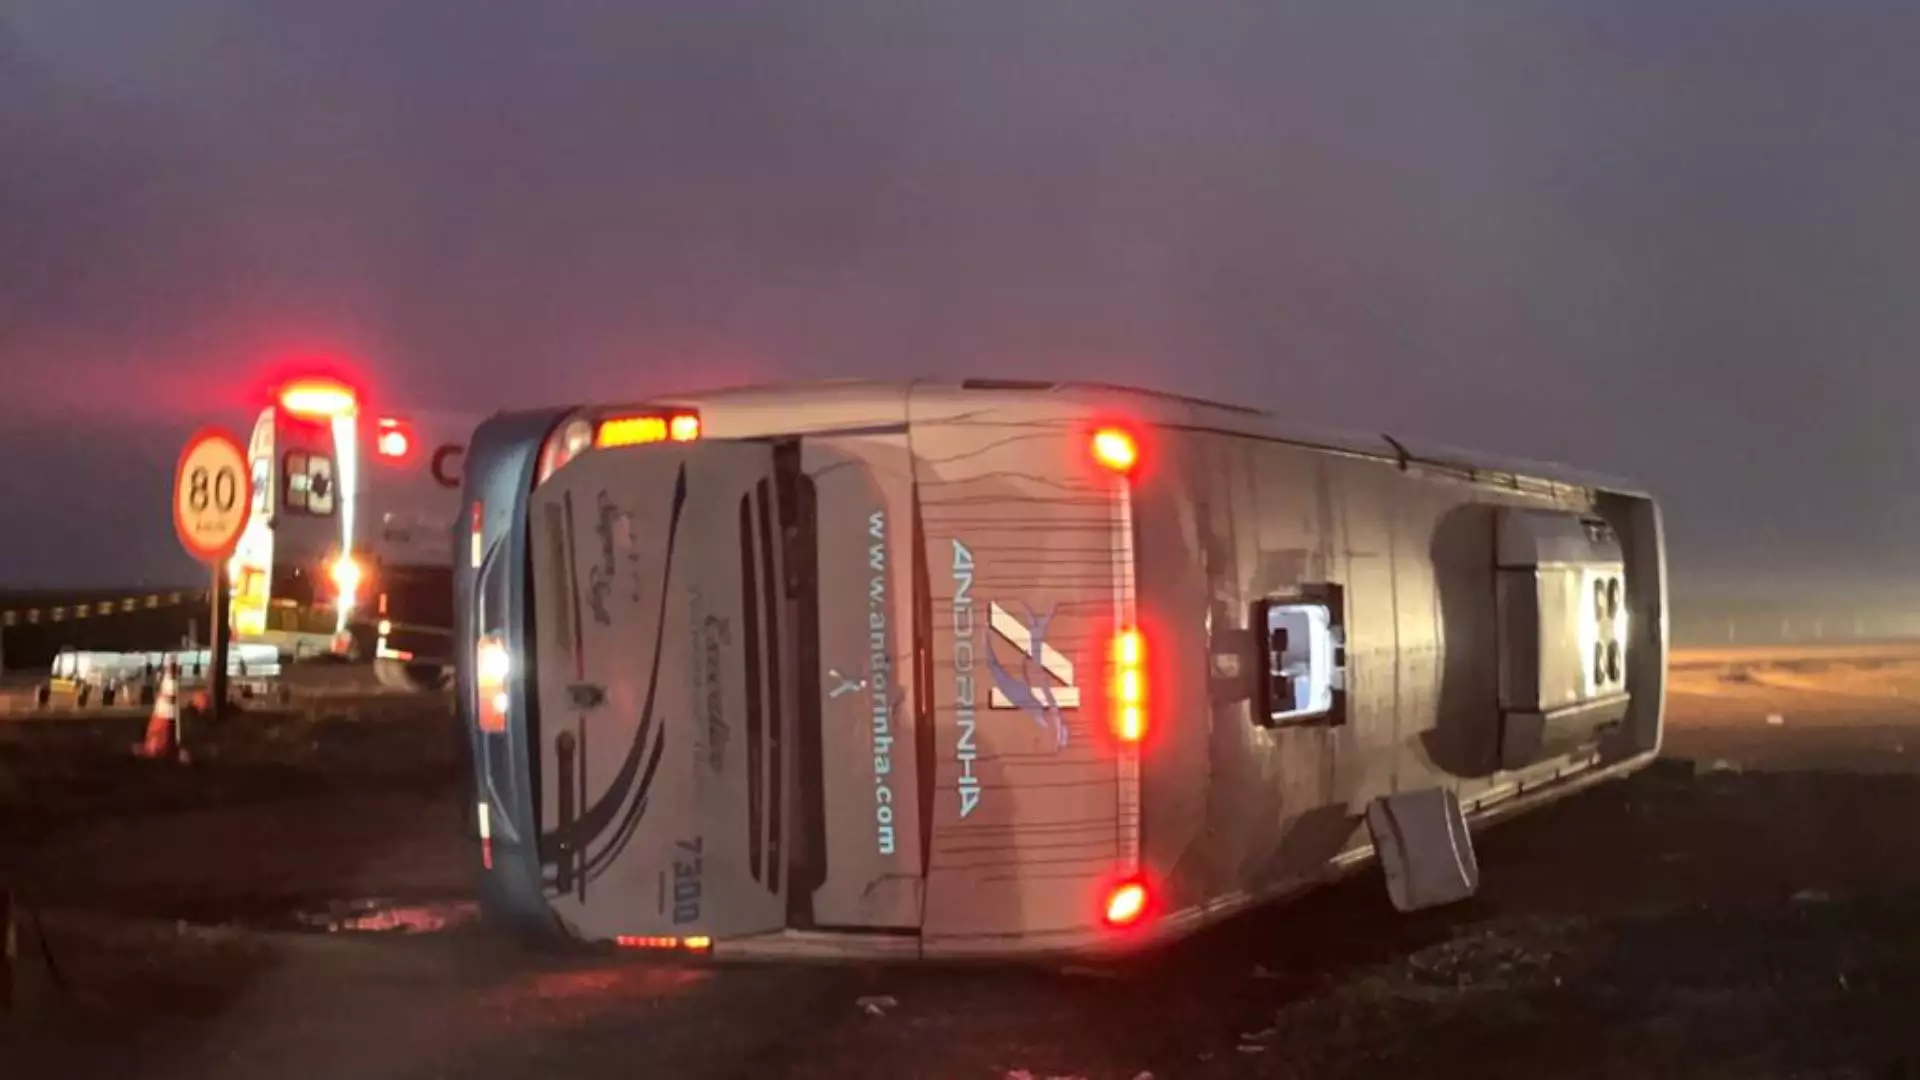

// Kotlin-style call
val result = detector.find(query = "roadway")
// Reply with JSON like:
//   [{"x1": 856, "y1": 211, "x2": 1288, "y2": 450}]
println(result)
[{"x1": 3, "y1": 644, "x2": 1919, "y2": 1078}]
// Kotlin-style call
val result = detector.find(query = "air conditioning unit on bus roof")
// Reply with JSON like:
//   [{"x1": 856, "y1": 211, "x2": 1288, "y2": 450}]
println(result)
[{"x1": 1495, "y1": 508, "x2": 1631, "y2": 772}]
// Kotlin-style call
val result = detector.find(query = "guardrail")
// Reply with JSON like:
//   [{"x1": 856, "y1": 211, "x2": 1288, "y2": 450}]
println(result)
[
  {"x1": 0, "y1": 591, "x2": 202, "y2": 628},
  {"x1": 0, "y1": 589, "x2": 210, "y2": 671},
  {"x1": 1671, "y1": 611, "x2": 1920, "y2": 648}
]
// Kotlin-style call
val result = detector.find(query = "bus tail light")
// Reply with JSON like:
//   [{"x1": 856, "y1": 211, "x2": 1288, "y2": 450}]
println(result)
[
  {"x1": 595, "y1": 411, "x2": 702, "y2": 449},
  {"x1": 1104, "y1": 879, "x2": 1150, "y2": 928},
  {"x1": 615, "y1": 935, "x2": 713, "y2": 953},
  {"x1": 535, "y1": 410, "x2": 699, "y2": 488},
  {"x1": 476, "y1": 634, "x2": 510, "y2": 733},
  {"x1": 1111, "y1": 628, "x2": 1147, "y2": 743},
  {"x1": 1092, "y1": 427, "x2": 1139, "y2": 475}
]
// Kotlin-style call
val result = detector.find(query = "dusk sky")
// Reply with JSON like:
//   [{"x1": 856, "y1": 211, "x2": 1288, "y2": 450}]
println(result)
[{"x1": 3, "y1": 3, "x2": 1917, "y2": 599}]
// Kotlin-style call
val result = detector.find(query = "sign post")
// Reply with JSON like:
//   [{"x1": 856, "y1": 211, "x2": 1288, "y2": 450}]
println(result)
[{"x1": 173, "y1": 429, "x2": 253, "y2": 733}]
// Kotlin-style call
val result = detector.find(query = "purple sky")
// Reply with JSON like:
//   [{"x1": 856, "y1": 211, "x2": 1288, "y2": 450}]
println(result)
[{"x1": 3, "y1": 3, "x2": 1918, "y2": 597}]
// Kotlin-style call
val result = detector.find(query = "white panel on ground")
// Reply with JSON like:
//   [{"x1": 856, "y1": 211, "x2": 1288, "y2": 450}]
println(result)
[{"x1": 1366, "y1": 787, "x2": 1480, "y2": 913}]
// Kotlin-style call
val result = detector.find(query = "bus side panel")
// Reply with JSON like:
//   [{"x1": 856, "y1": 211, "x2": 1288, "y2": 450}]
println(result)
[
  {"x1": 1137, "y1": 433, "x2": 1360, "y2": 909},
  {"x1": 913, "y1": 420, "x2": 1123, "y2": 942},
  {"x1": 1147, "y1": 431, "x2": 1615, "y2": 909}
]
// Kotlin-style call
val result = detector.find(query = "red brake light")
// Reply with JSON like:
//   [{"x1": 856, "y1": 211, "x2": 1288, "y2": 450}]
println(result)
[
  {"x1": 1112, "y1": 628, "x2": 1147, "y2": 743},
  {"x1": 1104, "y1": 880, "x2": 1149, "y2": 928},
  {"x1": 670, "y1": 414, "x2": 701, "y2": 441},
  {"x1": 280, "y1": 378, "x2": 357, "y2": 420},
  {"x1": 1092, "y1": 428, "x2": 1138, "y2": 474},
  {"x1": 376, "y1": 418, "x2": 412, "y2": 460}
]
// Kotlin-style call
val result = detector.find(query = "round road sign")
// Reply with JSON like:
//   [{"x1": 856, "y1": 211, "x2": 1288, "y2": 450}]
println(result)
[{"x1": 173, "y1": 428, "x2": 254, "y2": 563}]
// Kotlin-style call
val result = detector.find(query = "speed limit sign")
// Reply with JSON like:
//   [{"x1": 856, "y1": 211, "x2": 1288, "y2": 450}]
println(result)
[{"x1": 172, "y1": 428, "x2": 254, "y2": 564}]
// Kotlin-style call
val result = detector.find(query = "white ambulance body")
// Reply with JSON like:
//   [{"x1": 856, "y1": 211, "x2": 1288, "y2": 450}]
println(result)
[{"x1": 229, "y1": 376, "x2": 481, "y2": 689}]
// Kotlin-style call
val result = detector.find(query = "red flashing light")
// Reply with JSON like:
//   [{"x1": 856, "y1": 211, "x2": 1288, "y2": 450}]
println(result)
[
  {"x1": 670, "y1": 414, "x2": 701, "y2": 442},
  {"x1": 376, "y1": 418, "x2": 412, "y2": 460},
  {"x1": 280, "y1": 378, "x2": 357, "y2": 420},
  {"x1": 1092, "y1": 428, "x2": 1139, "y2": 475},
  {"x1": 1104, "y1": 880, "x2": 1149, "y2": 928}
]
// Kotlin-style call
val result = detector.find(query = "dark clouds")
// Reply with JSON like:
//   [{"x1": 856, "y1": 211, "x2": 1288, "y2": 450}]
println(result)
[{"x1": 4, "y1": 2, "x2": 1920, "y2": 592}]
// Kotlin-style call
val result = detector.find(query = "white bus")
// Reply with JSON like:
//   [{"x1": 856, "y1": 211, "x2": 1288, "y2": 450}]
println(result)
[
  {"x1": 456, "y1": 379, "x2": 1666, "y2": 960},
  {"x1": 229, "y1": 375, "x2": 480, "y2": 690}
]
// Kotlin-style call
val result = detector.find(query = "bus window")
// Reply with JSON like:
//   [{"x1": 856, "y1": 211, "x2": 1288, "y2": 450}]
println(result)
[
  {"x1": 251, "y1": 458, "x2": 272, "y2": 515},
  {"x1": 1255, "y1": 586, "x2": 1348, "y2": 727},
  {"x1": 283, "y1": 452, "x2": 338, "y2": 517}
]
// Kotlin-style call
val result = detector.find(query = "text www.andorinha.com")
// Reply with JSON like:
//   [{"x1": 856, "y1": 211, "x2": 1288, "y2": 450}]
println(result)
[{"x1": 867, "y1": 510, "x2": 898, "y2": 856}]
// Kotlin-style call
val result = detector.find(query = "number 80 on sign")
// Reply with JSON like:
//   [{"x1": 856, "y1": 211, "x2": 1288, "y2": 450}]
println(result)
[{"x1": 173, "y1": 428, "x2": 254, "y2": 564}]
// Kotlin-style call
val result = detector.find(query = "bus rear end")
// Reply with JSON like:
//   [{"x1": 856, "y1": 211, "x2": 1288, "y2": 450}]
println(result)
[
  {"x1": 909, "y1": 404, "x2": 1152, "y2": 957},
  {"x1": 458, "y1": 389, "x2": 1154, "y2": 958}
]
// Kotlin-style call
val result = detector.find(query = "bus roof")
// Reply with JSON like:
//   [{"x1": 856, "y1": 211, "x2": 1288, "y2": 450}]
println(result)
[{"x1": 544, "y1": 376, "x2": 1651, "y2": 502}]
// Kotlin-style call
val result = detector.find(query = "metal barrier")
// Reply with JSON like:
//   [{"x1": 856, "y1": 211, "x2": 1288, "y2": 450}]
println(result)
[
  {"x1": 0, "y1": 589, "x2": 211, "y2": 673},
  {"x1": 0, "y1": 590, "x2": 204, "y2": 629}
]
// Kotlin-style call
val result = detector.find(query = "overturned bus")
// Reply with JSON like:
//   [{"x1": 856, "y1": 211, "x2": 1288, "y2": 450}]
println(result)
[{"x1": 455, "y1": 379, "x2": 1666, "y2": 961}]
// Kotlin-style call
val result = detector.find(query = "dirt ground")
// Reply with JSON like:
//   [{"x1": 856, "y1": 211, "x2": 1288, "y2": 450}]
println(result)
[{"x1": 5, "y1": 648, "x2": 1920, "y2": 1079}]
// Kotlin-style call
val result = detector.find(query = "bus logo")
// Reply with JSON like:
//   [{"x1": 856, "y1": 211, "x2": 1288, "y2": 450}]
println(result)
[{"x1": 985, "y1": 601, "x2": 1078, "y2": 750}]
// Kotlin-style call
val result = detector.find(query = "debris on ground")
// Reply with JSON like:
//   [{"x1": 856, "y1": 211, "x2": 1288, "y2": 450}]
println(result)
[{"x1": 856, "y1": 994, "x2": 897, "y2": 1017}]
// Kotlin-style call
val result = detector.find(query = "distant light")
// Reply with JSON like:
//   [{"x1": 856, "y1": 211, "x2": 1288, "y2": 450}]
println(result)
[{"x1": 329, "y1": 556, "x2": 362, "y2": 605}]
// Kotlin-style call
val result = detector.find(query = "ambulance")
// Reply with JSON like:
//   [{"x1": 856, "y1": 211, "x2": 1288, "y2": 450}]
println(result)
[{"x1": 228, "y1": 375, "x2": 479, "y2": 690}]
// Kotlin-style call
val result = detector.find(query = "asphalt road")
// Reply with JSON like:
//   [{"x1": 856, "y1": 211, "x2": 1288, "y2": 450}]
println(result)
[{"x1": 5, "y1": 647, "x2": 1920, "y2": 1079}]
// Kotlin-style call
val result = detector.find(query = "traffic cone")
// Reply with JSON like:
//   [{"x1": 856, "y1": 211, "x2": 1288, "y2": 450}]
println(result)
[{"x1": 137, "y1": 662, "x2": 180, "y2": 760}]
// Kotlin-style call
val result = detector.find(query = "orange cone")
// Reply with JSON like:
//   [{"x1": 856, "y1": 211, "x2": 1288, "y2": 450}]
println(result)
[{"x1": 138, "y1": 662, "x2": 180, "y2": 760}]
